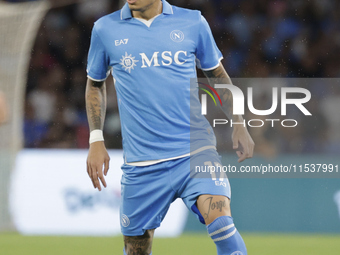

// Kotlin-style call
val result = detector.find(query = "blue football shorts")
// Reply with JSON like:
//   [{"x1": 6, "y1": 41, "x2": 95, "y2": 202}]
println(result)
[{"x1": 120, "y1": 148, "x2": 231, "y2": 236}]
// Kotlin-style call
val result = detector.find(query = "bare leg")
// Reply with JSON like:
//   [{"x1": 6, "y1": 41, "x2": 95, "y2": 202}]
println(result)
[
  {"x1": 196, "y1": 195, "x2": 247, "y2": 255},
  {"x1": 124, "y1": 229, "x2": 155, "y2": 255}
]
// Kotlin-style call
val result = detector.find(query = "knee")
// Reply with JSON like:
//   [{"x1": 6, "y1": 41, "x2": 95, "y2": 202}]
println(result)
[{"x1": 124, "y1": 229, "x2": 154, "y2": 255}]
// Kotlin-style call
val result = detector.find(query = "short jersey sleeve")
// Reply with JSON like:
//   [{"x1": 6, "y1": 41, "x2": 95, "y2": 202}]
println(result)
[
  {"x1": 195, "y1": 15, "x2": 223, "y2": 71},
  {"x1": 86, "y1": 26, "x2": 111, "y2": 81}
]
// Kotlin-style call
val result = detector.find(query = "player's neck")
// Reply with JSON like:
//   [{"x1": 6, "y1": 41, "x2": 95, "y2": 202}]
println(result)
[{"x1": 132, "y1": 1, "x2": 162, "y2": 20}]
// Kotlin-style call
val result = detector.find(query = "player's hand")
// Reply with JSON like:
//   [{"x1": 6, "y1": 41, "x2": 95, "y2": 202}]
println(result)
[
  {"x1": 86, "y1": 141, "x2": 110, "y2": 191},
  {"x1": 232, "y1": 125, "x2": 255, "y2": 163}
]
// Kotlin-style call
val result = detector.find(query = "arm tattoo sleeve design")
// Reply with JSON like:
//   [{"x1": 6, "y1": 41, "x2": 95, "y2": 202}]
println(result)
[{"x1": 85, "y1": 80, "x2": 107, "y2": 131}]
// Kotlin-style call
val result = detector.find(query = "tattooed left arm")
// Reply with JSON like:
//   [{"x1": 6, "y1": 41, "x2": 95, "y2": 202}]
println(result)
[{"x1": 203, "y1": 63, "x2": 255, "y2": 162}]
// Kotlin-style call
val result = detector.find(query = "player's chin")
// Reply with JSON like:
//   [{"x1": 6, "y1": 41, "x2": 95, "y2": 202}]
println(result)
[
  {"x1": 128, "y1": 5, "x2": 138, "y2": 11},
  {"x1": 127, "y1": 0, "x2": 138, "y2": 6},
  {"x1": 127, "y1": 4, "x2": 139, "y2": 11}
]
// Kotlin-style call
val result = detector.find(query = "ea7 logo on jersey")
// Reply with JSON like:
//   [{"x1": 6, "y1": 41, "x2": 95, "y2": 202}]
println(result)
[{"x1": 115, "y1": 39, "x2": 129, "y2": 46}]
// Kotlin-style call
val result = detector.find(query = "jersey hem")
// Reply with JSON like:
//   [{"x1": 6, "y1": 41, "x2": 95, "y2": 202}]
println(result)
[
  {"x1": 87, "y1": 75, "x2": 106, "y2": 82},
  {"x1": 87, "y1": 67, "x2": 111, "y2": 82},
  {"x1": 125, "y1": 146, "x2": 217, "y2": 166},
  {"x1": 124, "y1": 148, "x2": 189, "y2": 164},
  {"x1": 200, "y1": 57, "x2": 224, "y2": 71}
]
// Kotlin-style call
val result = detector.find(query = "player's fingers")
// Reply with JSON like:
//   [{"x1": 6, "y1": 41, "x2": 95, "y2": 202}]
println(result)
[
  {"x1": 243, "y1": 144, "x2": 250, "y2": 159},
  {"x1": 86, "y1": 161, "x2": 90, "y2": 176},
  {"x1": 93, "y1": 166, "x2": 102, "y2": 191},
  {"x1": 104, "y1": 157, "x2": 110, "y2": 176},
  {"x1": 98, "y1": 169, "x2": 107, "y2": 188},
  {"x1": 237, "y1": 151, "x2": 247, "y2": 163},
  {"x1": 250, "y1": 141, "x2": 255, "y2": 157},
  {"x1": 232, "y1": 137, "x2": 238, "y2": 150},
  {"x1": 247, "y1": 143, "x2": 254, "y2": 158},
  {"x1": 87, "y1": 164, "x2": 96, "y2": 189},
  {"x1": 93, "y1": 173, "x2": 101, "y2": 191},
  {"x1": 90, "y1": 163, "x2": 103, "y2": 190},
  {"x1": 243, "y1": 139, "x2": 254, "y2": 159}
]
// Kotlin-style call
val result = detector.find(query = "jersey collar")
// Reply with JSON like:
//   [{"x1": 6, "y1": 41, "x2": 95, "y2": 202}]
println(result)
[{"x1": 120, "y1": 0, "x2": 174, "y2": 20}]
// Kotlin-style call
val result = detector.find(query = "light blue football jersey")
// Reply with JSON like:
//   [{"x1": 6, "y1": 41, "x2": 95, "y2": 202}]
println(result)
[{"x1": 87, "y1": 0, "x2": 223, "y2": 163}]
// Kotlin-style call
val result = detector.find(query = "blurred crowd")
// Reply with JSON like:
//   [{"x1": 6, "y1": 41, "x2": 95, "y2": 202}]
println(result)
[{"x1": 23, "y1": 0, "x2": 340, "y2": 156}]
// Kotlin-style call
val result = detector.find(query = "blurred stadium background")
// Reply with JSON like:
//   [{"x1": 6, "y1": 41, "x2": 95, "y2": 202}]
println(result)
[{"x1": 0, "y1": 0, "x2": 340, "y2": 254}]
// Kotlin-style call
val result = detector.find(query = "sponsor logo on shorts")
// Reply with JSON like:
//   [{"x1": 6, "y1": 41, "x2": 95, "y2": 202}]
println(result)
[{"x1": 121, "y1": 214, "x2": 130, "y2": 227}]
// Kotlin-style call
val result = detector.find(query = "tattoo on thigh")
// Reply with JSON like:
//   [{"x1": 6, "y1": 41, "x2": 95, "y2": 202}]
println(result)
[{"x1": 202, "y1": 197, "x2": 227, "y2": 219}]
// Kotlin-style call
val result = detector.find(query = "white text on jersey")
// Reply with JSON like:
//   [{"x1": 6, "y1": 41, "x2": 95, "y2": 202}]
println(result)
[
  {"x1": 115, "y1": 39, "x2": 129, "y2": 46},
  {"x1": 140, "y1": 51, "x2": 187, "y2": 68}
]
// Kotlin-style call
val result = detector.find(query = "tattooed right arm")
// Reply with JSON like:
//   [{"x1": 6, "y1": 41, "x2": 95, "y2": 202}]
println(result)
[
  {"x1": 85, "y1": 78, "x2": 110, "y2": 191},
  {"x1": 85, "y1": 79, "x2": 107, "y2": 132}
]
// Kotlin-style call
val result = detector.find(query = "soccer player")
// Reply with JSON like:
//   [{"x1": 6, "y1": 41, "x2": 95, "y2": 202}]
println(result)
[{"x1": 85, "y1": 0, "x2": 254, "y2": 255}]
